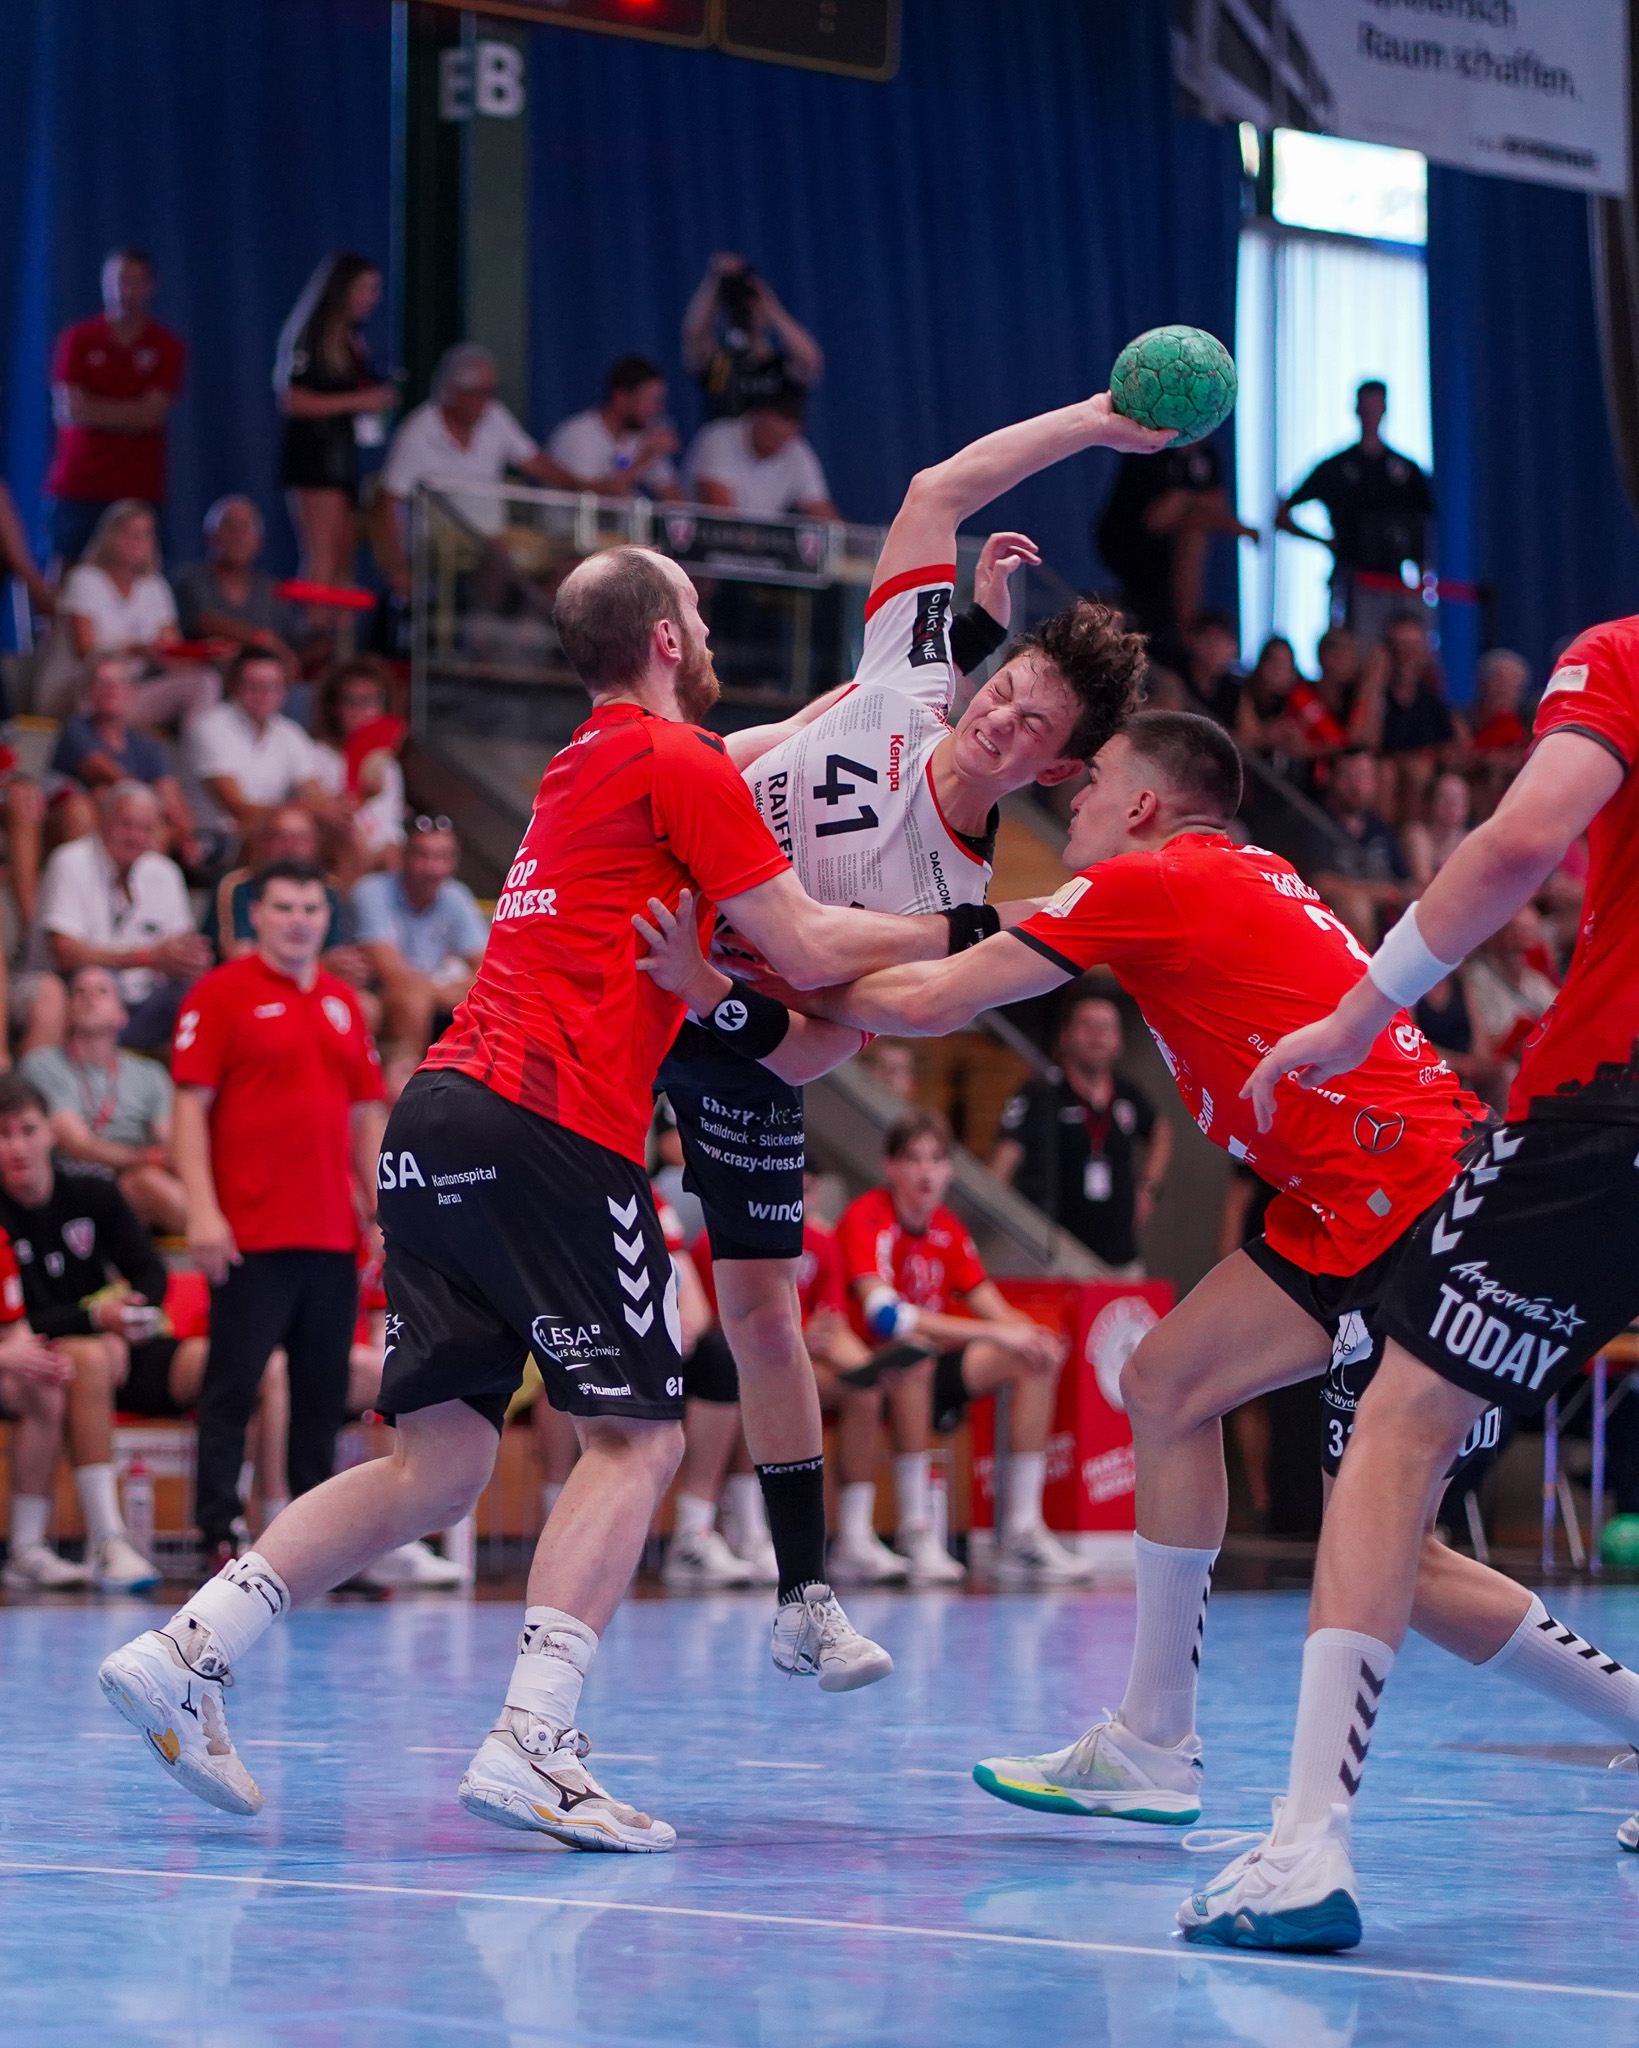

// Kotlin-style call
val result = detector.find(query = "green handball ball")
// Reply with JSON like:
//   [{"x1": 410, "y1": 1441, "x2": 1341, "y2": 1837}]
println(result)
[
  {"x1": 1601, "y1": 1513, "x2": 1639, "y2": 1571},
  {"x1": 1109, "y1": 325, "x2": 1237, "y2": 446}
]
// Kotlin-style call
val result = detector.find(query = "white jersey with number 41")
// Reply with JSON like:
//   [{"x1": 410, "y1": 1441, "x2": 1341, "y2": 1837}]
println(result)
[{"x1": 744, "y1": 568, "x2": 994, "y2": 916}]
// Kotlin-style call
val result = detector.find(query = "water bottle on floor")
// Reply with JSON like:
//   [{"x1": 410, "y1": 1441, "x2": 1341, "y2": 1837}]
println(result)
[{"x1": 123, "y1": 1456, "x2": 154, "y2": 1562}]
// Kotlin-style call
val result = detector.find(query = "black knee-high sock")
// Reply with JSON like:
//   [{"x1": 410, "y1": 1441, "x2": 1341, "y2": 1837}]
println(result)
[{"x1": 756, "y1": 1456, "x2": 827, "y2": 1603}]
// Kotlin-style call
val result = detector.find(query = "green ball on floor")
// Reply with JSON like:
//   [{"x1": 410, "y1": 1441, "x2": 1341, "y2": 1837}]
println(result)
[
  {"x1": 1600, "y1": 1513, "x2": 1639, "y2": 1570},
  {"x1": 1109, "y1": 324, "x2": 1237, "y2": 446}
]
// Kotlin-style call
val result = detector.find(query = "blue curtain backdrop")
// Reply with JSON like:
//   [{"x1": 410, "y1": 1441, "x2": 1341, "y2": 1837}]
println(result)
[
  {"x1": 1429, "y1": 166, "x2": 1639, "y2": 691},
  {"x1": 0, "y1": 0, "x2": 393, "y2": 583},
  {"x1": 524, "y1": 0, "x2": 1243, "y2": 594}
]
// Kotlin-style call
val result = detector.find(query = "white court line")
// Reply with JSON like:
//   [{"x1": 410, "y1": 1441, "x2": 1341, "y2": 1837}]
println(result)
[
  {"x1": 2, "y1": 1857, "x2": 1637, "y2": 2004},
  {"x1": 904, "y1": 1769, "x2": 971, "y2": 1779},
  {"x1": 241, "y1": 1741, "x2": 331, "y2": 1751},
  {"x1": 737, "y1": 1760, "x2": 823, "y2": 1771},
  {"x1": 1402, "y1": 1796, "x2": 1498, "y2": 1809}
]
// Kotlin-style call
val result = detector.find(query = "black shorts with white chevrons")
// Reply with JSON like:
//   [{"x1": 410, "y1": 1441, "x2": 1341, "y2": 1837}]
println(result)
[{"x1": 656, "y1": 1022, "x2": 806, "y2": 1261}]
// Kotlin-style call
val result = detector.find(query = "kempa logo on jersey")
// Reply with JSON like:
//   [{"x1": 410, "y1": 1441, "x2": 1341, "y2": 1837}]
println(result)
[
  {"x1": 1353, "y1": 1108, "x2": 1405, "y2": 1154},
  {"x1": 887, "y1": 732, "x2": 907, "y2": 792}
]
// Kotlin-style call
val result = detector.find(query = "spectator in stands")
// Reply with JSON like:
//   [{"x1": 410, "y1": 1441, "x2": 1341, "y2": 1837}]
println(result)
[
  {"x1": 204, "y1": 803, "x2": 366, "y2": 984},
  {"x1": 546, "y1": 356, "x2": 684, "y2": 502},
  {"x1": 1354, "y1": 607, "x2": 1463, "y2": 822},
  {"x1": 1462, "y1": 908, "x2": 1559, "y2": 1093},
  {"x1": 1413, "y1": 972, "x2": 1510, "y2": 1112},
  {"x1": 1276, "y1": 378, "x2": 1435, "y2": 649},
  {"x1": 48, "y1": 651, "x2": 199, "y2": 859},
  {"x1": 45, "y1": 248, "x2": 186, "y2": 570},
  {"x1": 0, "y1": 1239, "x2": 82, "y2": 1589},
  {"x1": 0, "y1": 478, "x2": 54, "y2": 620},
  {"x1": 1401, "y1": 769, "x2": 1472, "y2": 892},
  {"x1": 991, "y1": 994, "x2": 1170, "y2": 1276},
  {"x1": 171, "y1": 496, "x2": 301, "y2": 671},
  {"x1": 378, "y1": 343, "x2": 573, "y2": 594},
  {"x1": 273, "y1": 253, "x2": 397, "y2": 588},
  {"x1": 1468, "y1": 645, "x2": 1533, "y2": 814},
  {"x1": 0, "y1": 1073, "x2": 185, "y2": 1590},
  {"x1": 1234, "y1": 635, "x2": 1309, "y2": 778},
  {"x1": 34, "y1": 500, "x2": 219, "y2": 727},
  {"x1": 1149, "y1": 607, "x2": 1243, "y2": 728},
  {"x1": 685, "y1": 385, "x2": 838, "y2": 519},
  {"x1": 353, "y1": 819, "x2": 487, "y2": 1061},
  {"x1": 184, "y1": 648, "x2": 334, "y2": 851},
  {"x1": 835, "y1": 1111, "x2": 1082, "y2": 1585},
  {"x1": 1302, "y1": 744, "x2": 1410, "y2": 947},
  {"x1": 1311, "y1": 624, "x2": 1368, "y2": 739},
  {"x1": 682, "y1": 253, "x2": 825, "y2": 420},
  {"x1": 1095, "y1": 440, "x2": 1257, "y2": 643},
  {"x1": 308, "y1": 655, "x2": 406, "y2": 877},
  {"x1": 21, "y1": 965, "x2": 184, "y2": 1232},
  {"x1": 30, "y1": 780, "x2": 208, "y2": 1052},
  {"x1": 856, "y1": 1039, "x2": 917, "y2": 1100},
  {"x1": 173, "y1": 857, "x2": 386, "y2": 1571}
]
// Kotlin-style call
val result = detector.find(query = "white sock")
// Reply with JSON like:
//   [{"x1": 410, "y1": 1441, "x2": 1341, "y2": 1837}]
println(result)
[
  {"x1": 1277, "y1": 1627, "x2": 1395, "y2": 1840},
  {"x1": 165, "y1": 1551, "x2": 291, "y2": 1675},
  {"x1": 1005, "y1": 1451, "x2": 1047, "y2": 1538},
  {"x1": 10, "y1": 1494, "x2": 48, "y2": 1553},
  {"x1": 895, "y1": 1453, "x2": 930, "y2": 1535},
  {"x1": 75, "y1": 1463, "x2": 124, "y2": 1545},
  {"x1": 724, "y1": 1472, "x2": 768, "y2": 1550},
  {"x1": 840, "y1": 1481, "x2": 877, "y2": 1546},
  {"x1": 505, "y1": 1606, "x2": 598, "y2": 1734},
  {"x1": 541, "y1": 1481, "x2": 564, "y2": 1521},
  {"x1": 236, "y1": 1460, "x2": 256, "y2": 1506},
  {"x1": 1485, "y1": 1594, "x2": 1639, "y2": 1742},
  {"x1": 673, "y1": 1491, "x2": 716, "y2": 1541},
  {"x1": 1117, "y1": 1534, "x2": 1218, "y2": 1747}
]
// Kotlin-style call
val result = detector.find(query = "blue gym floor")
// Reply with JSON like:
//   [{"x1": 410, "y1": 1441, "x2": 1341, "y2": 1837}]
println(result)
[{"x1": 4, "y1": 1583, "x2": 1639, "y2": 2046}]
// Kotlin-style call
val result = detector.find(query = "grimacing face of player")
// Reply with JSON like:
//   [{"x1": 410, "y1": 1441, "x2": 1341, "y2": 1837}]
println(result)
[
  {"x1": 1064, "y1": 734, "x2": 1162, "y2": 868},
  {"x1": 950, "y1": 651, "x2": 1080, "y2": 795},
  {"x1": 883, "y1": 1134, "x2": 955, "y2": 1231}
]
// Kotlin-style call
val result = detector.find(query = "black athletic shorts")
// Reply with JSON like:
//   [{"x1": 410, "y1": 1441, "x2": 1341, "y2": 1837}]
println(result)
[
  {"x1": 656, "y1": 1022, "x2": 805, "y2": 1261},
  {"x1": 117, "y1": 1337, "x2": 188, "y2": 1419},
  {"x1": 1380, "y1": 1116, "x2": 1639, "y2": 1419},
  {"x1": 932, "y1": 1348, "x2": 970, "y2": 1435},
  {"x1": 1245, "y1": 1219, "x2": 1507, "y2": 1488},
  {"x1": 376, "y1": 1070, "x2": 687, "y2": 1432}
]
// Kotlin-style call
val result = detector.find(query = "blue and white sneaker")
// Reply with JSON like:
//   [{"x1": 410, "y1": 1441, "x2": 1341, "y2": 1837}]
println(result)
[
  {"x1": 1178, "y1": 1799, "x2": 1361, "y2": 1951},
  {"x1": 972, "y1": 1712, "x2": 1203, "y2": 1823}
]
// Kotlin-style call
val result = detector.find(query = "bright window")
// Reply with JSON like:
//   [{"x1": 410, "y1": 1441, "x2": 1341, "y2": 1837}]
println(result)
[{"x1": 1272, "y1": 130, "x2": 1427, "y2": 248}]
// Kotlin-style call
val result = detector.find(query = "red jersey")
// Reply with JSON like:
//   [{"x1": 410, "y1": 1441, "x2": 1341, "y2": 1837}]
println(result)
[
  {"x1": 796, "y1": 1220, "x2": 846, "y2": 1322},
  {"x1": 1510, "y1": 620, "x2": 1639, "y2": 1120},
  {"x1": 0, "y1": 1233, "x2": 24, "y2": 1326},
  {"x1": 46, "y1": 315, "x2": 186, "y2": 503},
  {"x1": 1016, "y1": 834, "x2": 1483, "y2": 1275},
  {"x1": 836, "y1": 1187, "x2": 986, "y2": 1341},
  {"x1": 424, "y1": 704, "x2": 787, "y2": 1164},
  {"x1": 173, "y1": 955, "x2": 384, "y2": 1253}
]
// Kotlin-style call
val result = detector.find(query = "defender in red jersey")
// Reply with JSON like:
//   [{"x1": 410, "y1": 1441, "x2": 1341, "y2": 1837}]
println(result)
[
  {"x1": 641, "y1": 709, "x2": 1632, "y2": 1842},
  {"x1": 100, "y1": 542, "x2": 952, "y2": 1846},
  {"x1": 1205, "y1": 618, "x2": 1639, "y2": 1949}
]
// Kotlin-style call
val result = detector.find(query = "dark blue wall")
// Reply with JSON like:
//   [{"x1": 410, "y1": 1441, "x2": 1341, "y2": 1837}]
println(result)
[{"x1": 1429, "y1": 165, "x2": 1639, "y2": 690}]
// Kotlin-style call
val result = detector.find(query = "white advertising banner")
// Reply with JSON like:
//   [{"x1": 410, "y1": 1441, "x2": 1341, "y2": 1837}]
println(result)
[{"x1": 1173, "y1": 0, "x2": 1630, "y2": 196}]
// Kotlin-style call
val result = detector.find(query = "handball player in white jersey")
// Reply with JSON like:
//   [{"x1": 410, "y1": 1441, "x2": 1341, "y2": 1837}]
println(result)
[{"x1": 650, "y1": 390, "x2": 1166, "y2": 1601}]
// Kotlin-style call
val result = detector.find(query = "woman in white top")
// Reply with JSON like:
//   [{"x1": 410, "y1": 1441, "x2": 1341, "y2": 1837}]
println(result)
[
  {"x1": 308, "y1": 654, "x2": 406, "y2": 880},
  {"x1": 35, "y1": 500, "x2": 220, "y2": 726}
]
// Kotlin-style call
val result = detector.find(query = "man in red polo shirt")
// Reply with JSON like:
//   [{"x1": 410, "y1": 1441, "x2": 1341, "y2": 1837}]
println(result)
[
  {"x1": 46, "y1": 249, "x2": 187, "y2": 567},
  {"x1": 169, "y1": 856, "x2": 385, "y2": 1567}
]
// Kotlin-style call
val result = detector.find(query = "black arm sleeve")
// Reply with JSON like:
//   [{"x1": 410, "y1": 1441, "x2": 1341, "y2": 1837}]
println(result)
[
  {"x1": 104, "y1": 1181, "x2": 169, "y2": 1308},
  {"x1": 948, "y1": 603, "x2": 1008, "y2": 677},
  {"x1": 29, "y1": 1298, "x2": 96, "y2": 1339}
]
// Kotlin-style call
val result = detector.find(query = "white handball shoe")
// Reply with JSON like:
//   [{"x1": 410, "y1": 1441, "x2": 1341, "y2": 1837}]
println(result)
[
  {"x1": 729, "y1": 1536, "x2": 780, "y2": 1586},
  {"x1": 98, "y1": 1627, "x2": 263, "y2": 1815},
  {"x1": 993, "y1": 1525, "x2": 1094, "y2": 1586},
  {"x1": 3, "y1": 1542, "x2": 92, "y2": 1591},
  {"x1": 458, "y1": 1713, "x2": 676, "y2": 1852},
  {"x1": 360, "y1": 1539, "x2": 464, "y2": 1589},
  {"x1": 898, "y1": 1525, "x2": 965, "y2": 1585},
  {"x1": 91, "y1": 1534, "x2": 162, "y2": 1593},
  {"x1": 972, "y1": 1712, "x2": 1203, "y2": 1823},
  {"x1": 1619, "y1": 1813, "x2": 1639, "y2": 1851},
  {"x1": 1178, "y1": 1799, "x2": 1362, "y2": 1951},
  {"x1": 662, "y1": 1527, "x2": 754, "y2": 1588},
  {"x1": 771, "y1": 1582, "x2": 894, "y2": 1692},
  {"x1": 827, "y1": 1531, "x2": 909, "y2": 1586}
]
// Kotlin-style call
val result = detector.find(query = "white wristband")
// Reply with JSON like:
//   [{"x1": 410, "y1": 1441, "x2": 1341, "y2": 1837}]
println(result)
[{"x1": 1366, "y1": 906, "x2": 1460, "y2": 1009}]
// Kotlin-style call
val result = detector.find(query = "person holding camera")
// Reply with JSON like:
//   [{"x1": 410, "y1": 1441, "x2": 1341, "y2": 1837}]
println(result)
[{"x1": 681, "y1": 253, "x2": 825, "y2": 421}]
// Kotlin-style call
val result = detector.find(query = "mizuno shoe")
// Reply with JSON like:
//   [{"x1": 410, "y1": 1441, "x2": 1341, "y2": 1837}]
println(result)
[
  {"x1": 98, "y1": 1627, "x2": 263, "y2": 1815},
  {"x1": 458, "y1": 1713, "x2": 676, "y2": 1852},
  {"x1": 770, "y1": 1582, "x2": 893, "y2": 1691},
  {"x1": 972, "y1": 1712, "x2": 1203, "y2": 1823},
  {"x1": 1178, "y1": 1799, "x2": 1362, "y2": 1952}
]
